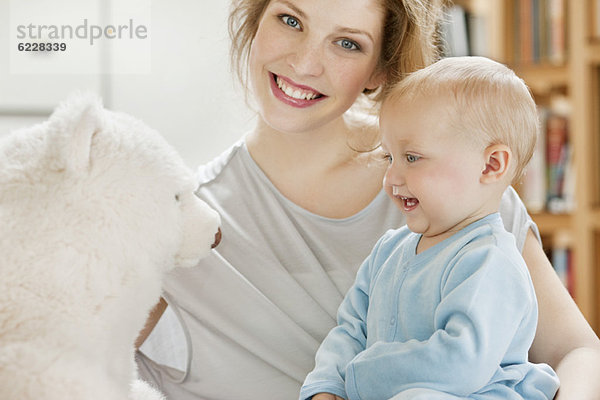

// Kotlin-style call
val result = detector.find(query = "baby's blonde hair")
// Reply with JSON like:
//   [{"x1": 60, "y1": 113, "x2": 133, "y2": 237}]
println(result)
[{"x1": 384, "y1": 56, "x2": 538, "y2": 183}]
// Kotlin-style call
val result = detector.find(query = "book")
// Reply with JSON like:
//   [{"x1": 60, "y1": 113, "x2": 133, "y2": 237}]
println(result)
[
  {"x1": 545, "y1": 112, "x2": 569, "y2": 212},
  {"x1": 520, "y1": 107, "x2": 548, "y2": 212},
  {"x1": 532, "y1": 0, "x2": 540, "y2": 62},
  {"x1": 551, "y1": 231, "x2": 574, "y2": 295},
  {"x1": 441, "y1": 5, "x2": 470, "y2": 57},
  {"x1": 552, "y1": 245, "x2": 569, "y2": 288},
  {"x1": 513, "y1": 0, "x2": 521, "y2": 63},
  {"x1": 513, "y1": 0, "x2": 566, "y2": 65},
  {"x1": 567, "y1": 245, "x2": 575, "y2": 298},
  {"x1": 520, "y1": 97, "x2": 575, "y2": 214},
  {"x1": 538, "y1": 0, "x2": 549, "y2": 62},
  {"x1": 519, "y1": 0, "x2": 535, "y2": 64},
  {"x1": 594, "y1": 0, "x2": 600, "y2": 39},
  {"x1": 441, "y1": 4, "x2": 492, "y2": 58},
  {"x1": 545, "y1": 95, "x2": 575, "y2": 214},
  {"x1": 548, "y1": 0, "x2": 566, "y2": 64},
  {"x1": 467, "y1": 12, "x2": 489, "y2": 57}
]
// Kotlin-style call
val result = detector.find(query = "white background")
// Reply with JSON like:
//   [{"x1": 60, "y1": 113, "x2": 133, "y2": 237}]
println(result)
[{"x1": 0, "y1": 0, "x2": 255, "y2": 168}]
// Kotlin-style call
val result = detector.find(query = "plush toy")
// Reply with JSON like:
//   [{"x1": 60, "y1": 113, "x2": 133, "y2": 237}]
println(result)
[{"x1": 0, "y1": 94, "x2": 221, "y2": 400}]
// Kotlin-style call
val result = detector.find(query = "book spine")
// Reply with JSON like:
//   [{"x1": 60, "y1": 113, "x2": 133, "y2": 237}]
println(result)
[
  {"x1": 538, "y1": 0, "x2": 549, "y2": 62},
  {"x1": 548, "y1": 0, "x2": 566, "y2": 64},
  {"x1": 521, "y1": 107, "x2": 548, "y2": 212},
  {"x1": 545, "y1": 109, "x2": 571, "y2": 213},
  {"x1": 532, "y1": 0, "x2": 540, "y2": 63},
  {"x1": 551, "y1": 231, "x2": 573, "y2": 295},
  {"x1": 567, "y1": 248, "x2": 575, "y2": 299},
  {"x1": 595, "y1": 0, "x2": 600, "y2": 39},
  {"x1": 522, "y1": 97, "x2": 574, "y2": 214},
  {"x1": 552, "y1": 245, "x2": 569, "y2": 288},
  {"x1": 520, "y1": 0, "x2": 534, "y2": 64}
]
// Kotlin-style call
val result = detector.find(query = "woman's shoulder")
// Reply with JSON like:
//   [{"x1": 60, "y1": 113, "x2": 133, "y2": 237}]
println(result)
[
  {"x1": 499, "y1": 186, "x2": 540, "y2": 251},
  {"x1": 196, "y1": 139, "x2": 246, "y2": 186}
]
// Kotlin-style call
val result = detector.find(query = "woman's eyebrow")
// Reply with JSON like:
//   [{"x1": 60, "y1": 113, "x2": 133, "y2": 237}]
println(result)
[
  {"x1": 335, "y1": 26, "x2": 375, "y2": 44},
  {"x1": 274, "y1": 0, "x2": 307, "y2": 19},
  {"x1": 273, "y1": 0, "x2": 374, "y2": 44}
]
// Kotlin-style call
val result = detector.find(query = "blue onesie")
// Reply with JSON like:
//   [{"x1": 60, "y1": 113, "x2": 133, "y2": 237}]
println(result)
[{"x1": 300, "y1": 213, "x2": 559, "y2": 400}]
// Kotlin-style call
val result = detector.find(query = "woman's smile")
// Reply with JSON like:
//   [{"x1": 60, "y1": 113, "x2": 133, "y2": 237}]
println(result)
[{"x1": 269, "y1": 72, "x2": 327, "y2": 108}]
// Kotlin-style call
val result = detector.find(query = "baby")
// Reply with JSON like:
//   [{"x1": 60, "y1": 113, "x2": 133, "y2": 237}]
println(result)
[{"x1": 300, "y1": 57, "x2": 560, "y2": 400}]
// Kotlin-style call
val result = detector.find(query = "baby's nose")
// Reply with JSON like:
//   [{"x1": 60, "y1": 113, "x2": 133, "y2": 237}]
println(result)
[{"x1": 211, "y1": 228, "x2": 222, "y2": 249}]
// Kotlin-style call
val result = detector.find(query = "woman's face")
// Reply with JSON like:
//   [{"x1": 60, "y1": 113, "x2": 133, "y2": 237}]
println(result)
[{"x1": 248, "y1": 0, "x2": 384, "y2": 135}]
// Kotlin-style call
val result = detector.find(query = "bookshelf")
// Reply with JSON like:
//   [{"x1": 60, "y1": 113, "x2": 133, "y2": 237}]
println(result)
[{"x1": 447, "y1": 0, "x2": 600, "y2": 333}]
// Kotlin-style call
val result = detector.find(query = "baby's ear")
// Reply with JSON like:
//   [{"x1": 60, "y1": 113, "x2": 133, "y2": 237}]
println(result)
[
  {"x1": 480, "y1": 144, "x2": 512, "y2": 184},
  {"x1": 45, "y1": 92, "x2": 104, "y2": 173}
]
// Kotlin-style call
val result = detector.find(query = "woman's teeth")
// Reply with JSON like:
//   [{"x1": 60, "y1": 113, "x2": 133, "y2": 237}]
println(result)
[{"x1": 276, "y1": 76, "x2": 320, "y2": 100}]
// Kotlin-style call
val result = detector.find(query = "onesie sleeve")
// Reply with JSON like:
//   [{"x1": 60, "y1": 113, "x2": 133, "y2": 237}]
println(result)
[
  {"x1": 344, "y1": 243, "x2": 535, "y2": 400},
  {"x1": 299, "y1": 232, "x2": 392, "y2": 400}
]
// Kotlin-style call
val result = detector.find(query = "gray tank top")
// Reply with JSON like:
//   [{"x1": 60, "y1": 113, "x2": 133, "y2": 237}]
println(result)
[{"x1": 136, "y1": 139, "x2": 539, "y2": 399}]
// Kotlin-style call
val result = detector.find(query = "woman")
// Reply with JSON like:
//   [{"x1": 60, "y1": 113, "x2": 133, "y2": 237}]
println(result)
[{"x1": 136, "y1": 0, "x2": 600, "y2": 399}]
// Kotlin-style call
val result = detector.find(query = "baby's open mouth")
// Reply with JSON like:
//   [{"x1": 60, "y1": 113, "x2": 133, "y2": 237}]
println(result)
[
  {"x1": 400, "y1": 197, "x2": 419, "y2": 210},
  {"x1": 392, "y1": 187, "x2": 419, "y2": 210},
  {"x1": 273, "y1": 74, "x2": 324, "y2": 101}
]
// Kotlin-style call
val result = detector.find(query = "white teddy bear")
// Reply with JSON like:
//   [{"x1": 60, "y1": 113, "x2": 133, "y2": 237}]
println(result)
[{"x1": 0, "y1": 94, "x2": 221, "y2": 400}]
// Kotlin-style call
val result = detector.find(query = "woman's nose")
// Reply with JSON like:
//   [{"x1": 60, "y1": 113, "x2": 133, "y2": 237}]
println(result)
[{"x1": 287, "y1": 39, "x2": 324, "y2": 77}]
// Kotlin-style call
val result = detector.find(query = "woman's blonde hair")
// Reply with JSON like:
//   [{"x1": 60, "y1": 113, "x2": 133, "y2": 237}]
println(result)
[
  {"x1": 228, "y1": 0, "x2": 444, "y2": 103},
  {"x1": 384, "y1": 56, "x2": 539, "y2": 183}
]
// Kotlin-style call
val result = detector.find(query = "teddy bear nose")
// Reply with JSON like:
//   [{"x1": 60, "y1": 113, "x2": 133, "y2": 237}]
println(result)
[{"x1": 211, "y1": 228, "x2": 222, "y2": 249}]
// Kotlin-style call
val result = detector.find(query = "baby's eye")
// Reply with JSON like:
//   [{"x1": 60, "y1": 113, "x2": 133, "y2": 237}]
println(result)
[
  {"x1": 406, "y1": 154, "x2": 420, "y2": 163},
  {"x1": 175, "y1": 194, "x2": 181, "y2": 202},
  {"x1": 382, "y1": 153, "x2": 393, "y2": 164},
  {"x1": 280, "y1": 15, "x2": 301, "y2": 30},
  {"x1": 335, "y1": 38, "x2": 360, "y2": 51}
]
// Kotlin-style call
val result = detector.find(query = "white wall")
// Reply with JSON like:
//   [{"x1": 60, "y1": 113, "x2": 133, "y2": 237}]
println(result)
[
  {"x1": 0, "y1": 0, "x2": 255, "y2": 168},
  {"x1": 107, "y1": 0, "x2": 256, "y2": 167}
]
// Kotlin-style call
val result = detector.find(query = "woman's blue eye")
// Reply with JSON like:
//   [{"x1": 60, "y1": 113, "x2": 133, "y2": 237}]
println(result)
[
  {"x1": 383, "y1": 153, "x2": 392, "y2": 164},
  {"x1": 336, "y1": 39, "x2": 359, "y2": 51},
  {"x1": 406, "y1": 154, "x2": 419, "y2": 163},
  {"x1": 281, "y1": 15, "x2": 300, "y2": 29}
]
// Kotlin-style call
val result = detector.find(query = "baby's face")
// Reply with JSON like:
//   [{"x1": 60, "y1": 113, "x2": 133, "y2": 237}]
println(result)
[{"x1": 380, "y1": 94, "x2": 490, "y2": 242}]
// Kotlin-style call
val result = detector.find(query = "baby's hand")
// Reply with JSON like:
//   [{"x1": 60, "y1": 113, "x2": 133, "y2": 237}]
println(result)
[{"x1": 312, "y1": 393, "x2": 344, "y2": 400}]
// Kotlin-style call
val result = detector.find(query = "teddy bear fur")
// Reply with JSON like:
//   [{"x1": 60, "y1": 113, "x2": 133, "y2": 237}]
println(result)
[{"x1": 0, "y1": 93, "x2": 221, "y2": 400}]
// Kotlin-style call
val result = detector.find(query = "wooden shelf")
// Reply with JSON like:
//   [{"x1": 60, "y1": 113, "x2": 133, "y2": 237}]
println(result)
[
  {"x1": 530, "y1": 212, "x2": 572, "y2": 235},
  {"x1": 471, "y1": 0, "x2": 600, "y2": 332},
  {"x1": 587, "y1": 43, "x2": 600, "y2": 64},
  {"x1": 512, "y1": 65, "x2": 569, "y2": 94},
  {"x1": 590, "y1": 210, "x2": 600, "y2": 229}
]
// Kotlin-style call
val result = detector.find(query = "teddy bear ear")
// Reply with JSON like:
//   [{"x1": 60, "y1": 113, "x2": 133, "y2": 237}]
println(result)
[{"x1": 45, "y1": 92, "x2": 104, "y2": 173}]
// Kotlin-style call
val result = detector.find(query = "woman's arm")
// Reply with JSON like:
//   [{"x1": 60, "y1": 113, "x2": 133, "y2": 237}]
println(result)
[
  {"x1": 523, "y1": 229, "x2": 600, "y2": 399},
  {"x1": 312, "y1": 394, "x2": 344, "y2": 400},
  {"x1": 300, "y1": 255, "x2": 373, "y2": 400}
]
